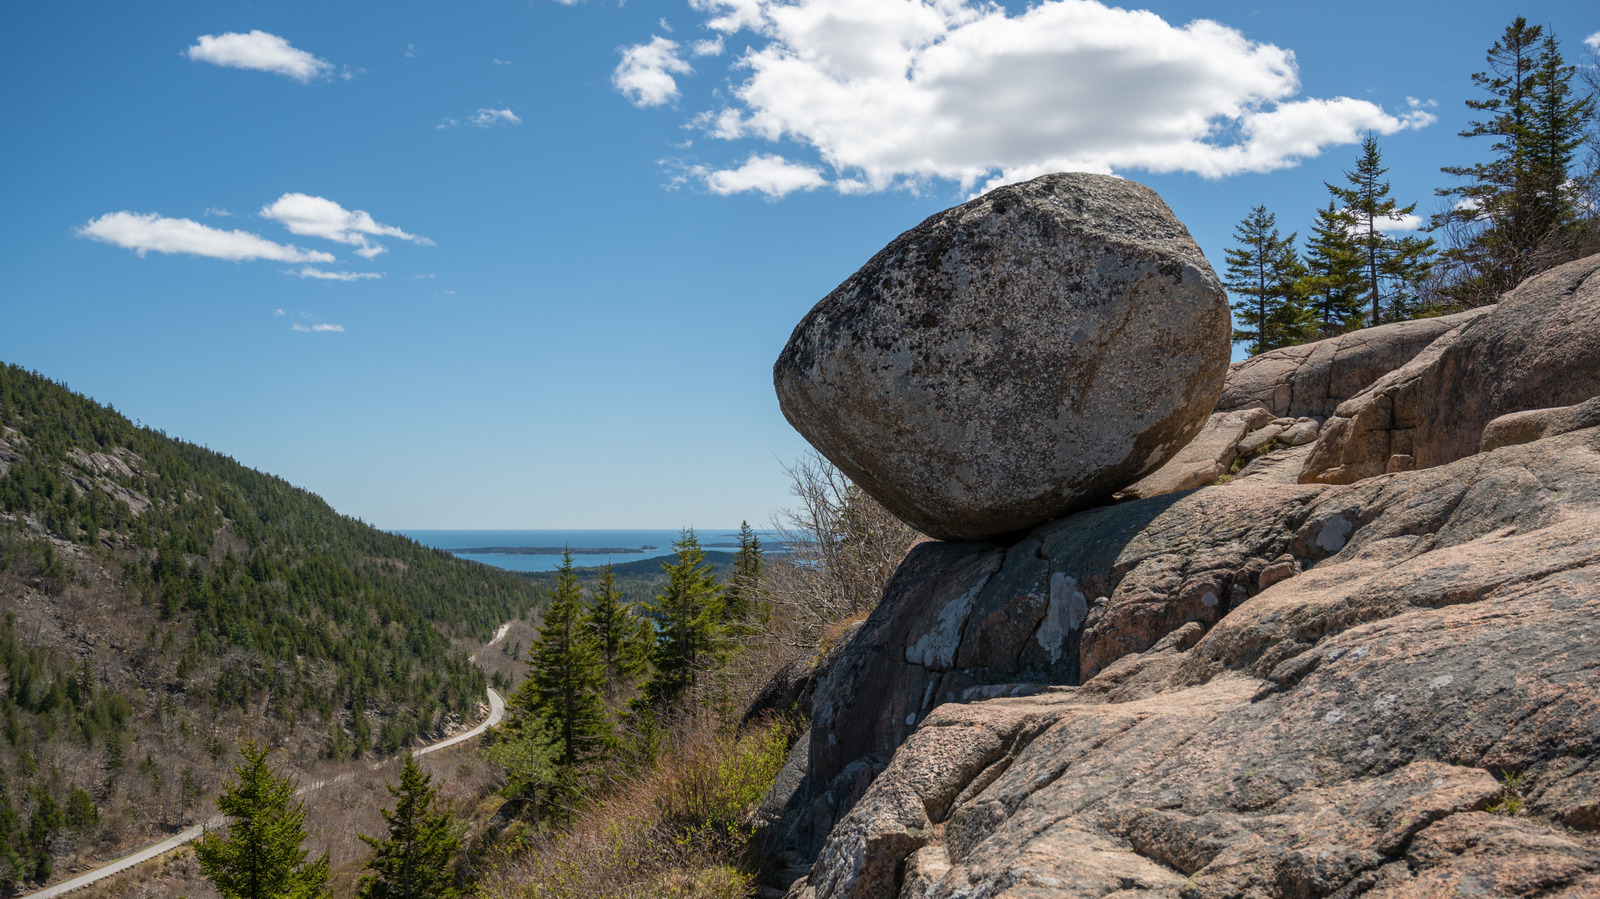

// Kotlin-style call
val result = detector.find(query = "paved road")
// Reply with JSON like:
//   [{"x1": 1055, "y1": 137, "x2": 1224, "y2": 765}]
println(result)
[{"x1": 24, "y1": 686, "x2": 506, "y2": 898}]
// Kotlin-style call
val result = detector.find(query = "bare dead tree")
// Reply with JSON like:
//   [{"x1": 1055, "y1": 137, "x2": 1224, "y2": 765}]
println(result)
[{"x1": 763, "y1": 451, "x2": 922, "y2": 648}]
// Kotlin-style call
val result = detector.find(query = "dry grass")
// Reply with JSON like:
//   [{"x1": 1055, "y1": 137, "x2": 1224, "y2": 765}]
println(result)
[{"x1": 480, "y1": 712, "x2": 794, "y2": 899}]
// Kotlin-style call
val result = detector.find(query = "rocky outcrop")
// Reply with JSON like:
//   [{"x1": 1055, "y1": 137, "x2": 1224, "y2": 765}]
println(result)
[
  {"x1": 784, "y1": 424, "x2": 1600, "y2": 899},
  {"x1": 774, "y1": 173, "x2": 1229, "y2": 542},
  {"x1": 1302, "y1": 254, "x2": 1600, "y2": 484},
  {"x1": 1479, "y1": 395, "x2": 1600, "y2": 453},
  {"x1": 1216, "y1": 309, "x2": 1491, "y2": 419},
  {"x1": 1124, "y1": 310, "x2": 1492, "y2": 500}
]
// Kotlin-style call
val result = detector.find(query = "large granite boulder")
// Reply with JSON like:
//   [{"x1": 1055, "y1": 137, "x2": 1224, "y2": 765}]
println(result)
[
  {"x1": 1302, "y1": 253, "x2": 1600, "y2": 484},
  {"x1": 774, "y1": 173, "x2": 1230, "y2": 542},
  {"x1": 782, "y1": 422, "x2": 1600, "y2": 899}
]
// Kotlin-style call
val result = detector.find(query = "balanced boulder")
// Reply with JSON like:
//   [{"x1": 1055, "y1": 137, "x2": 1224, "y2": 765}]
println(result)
[{"x1": 774, "y1": 172, "x2": 1230, "y2": 542}]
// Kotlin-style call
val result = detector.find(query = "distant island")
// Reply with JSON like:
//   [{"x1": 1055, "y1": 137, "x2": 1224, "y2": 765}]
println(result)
[{"x1": 452, "y1": 545, "x2": 658, "y2": 555}]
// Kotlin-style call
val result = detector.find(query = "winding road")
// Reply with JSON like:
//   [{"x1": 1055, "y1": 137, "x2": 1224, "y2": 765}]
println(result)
[{"x1": 24, "y1": 686, "x2": 505, "y2": 899}]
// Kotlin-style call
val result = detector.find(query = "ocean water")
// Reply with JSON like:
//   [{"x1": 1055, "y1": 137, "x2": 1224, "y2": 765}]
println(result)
[{"x1": 395, "y1": 528, "x2": 766, "y2": 572}]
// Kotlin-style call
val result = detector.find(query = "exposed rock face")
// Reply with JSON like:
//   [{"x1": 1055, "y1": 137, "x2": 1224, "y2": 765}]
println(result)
[
  {"x1": 1126, "y1": 310, "x2": 1491, "y2": 500},
  {"x1": 774, "y1": 173, "x2": 1229, "y2": 542},
  {"x1": 1479, "y1": 395, "x2": 1600, "y2": 453},
  {"x1": 783, "y1": 424, "x2": 1600, "y2": 899},
  {"x1": 1117, "y1": 407, "x2": 1272, "y2": 498},
  {"x1": 1303, "y1": 253, "x2": 1600, "y2": 484},
  {"x1": 1216, "y1": 309, "x2": 1490, "y2": 419}
]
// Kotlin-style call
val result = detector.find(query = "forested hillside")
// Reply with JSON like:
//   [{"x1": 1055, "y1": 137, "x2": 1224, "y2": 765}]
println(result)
[{"x1": 0, "y1": 362, "x2": 543, "y2": 890}]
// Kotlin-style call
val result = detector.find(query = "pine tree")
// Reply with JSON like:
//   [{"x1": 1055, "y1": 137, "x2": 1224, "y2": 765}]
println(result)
[
  {"x1": 721, "y1": 521, "x2": 765, "y2": 627},
  {"x1": 1300, "y1": 201, "x2": 1367, "y2": 335},
  {"x1": 642, "y1": 529, "x2": 726, "y2": 709},
  {"x1": 520, "y1": 550, "x2": 610, "y2": 768},
  {"x1": 1326, "y1": 136, "x2": 1434, "y2": 325},
  {"x1": 357, "y1": 755, "x2": 461, "y2": 899},
  {"x1": 584, "y1": 564, "x2": 648, "y2": 691},
  {"x1": 1224, "y1": 206, "x2": 1307, "y2": 355},
  {"x1": 195, "y1": 742, "x2": 330, "y2": 899},
  {"x1": 1431, "y1": 19, "x2": 1595, "y2": 304}
]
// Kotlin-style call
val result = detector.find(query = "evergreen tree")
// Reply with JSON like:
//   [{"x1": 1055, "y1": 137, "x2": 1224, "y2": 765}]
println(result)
[
  {"x1": 1431, "y1": 19, "x2": 1595, "y2": 304},
  {"x1": 584, "y1": 565, "x2": 648, "y2": 691},
  {"x1": 1299, "y1": 201, "x2": 1367, "y2": 335},
  {"x1": 195, "y1": 742, "x2": 330, "y2": 899},
  {"x1": 1224, "y1": 206, "x2": 1307, "y2": 355},
  {"x1": 520, "y1": 550, "x2": 610, "y2": 768},
  {"x1": 642, "y1": 529, "x2": 726, "y2": 709},
  {"x1": 721, "y1": 521, "x2": 765, "y2": 627},
  {"x1": 1326, "y1": 136, "x2": 1434, "y2": 325},
  {"x1": 26, "y1": 788, "x2": 60, "y2": 884},
  {"x1": 357, "y1": 755, "x2": 461, "y2": 899}
]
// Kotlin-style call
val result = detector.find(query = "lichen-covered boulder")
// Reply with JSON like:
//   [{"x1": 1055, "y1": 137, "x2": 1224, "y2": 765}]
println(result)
[{"x1": 774, "y1": 172, "x2": 1230, "y2": 542}]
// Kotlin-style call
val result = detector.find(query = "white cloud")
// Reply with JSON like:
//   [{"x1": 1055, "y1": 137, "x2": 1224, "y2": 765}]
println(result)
[
  {"x1": 660, "y1": 18, "x2": 675, "y2": 32},
  {"x1": 259, "y1": 193, "x2": 431, "y2": 258},
  {"x1": 273, "y1": 308, "x2": 286, "y2": 315},
  {"x1": 653, "y1": 0, "x2": 1435, "y2": 193},
  {"x1": 613, "y1": 36, "x2": 693, "y2": 107},
  {"x1": 693, "y1": 36, "x2": 725, "y2": 56},
  {"x1": 1373, "y1": 213, "x2": 1423, "y2": 233},
  {"x1": 1586, "y1": 30, "x2": 1599, "y2": 52},
  {"x1": 470, "y1": 108, "x2": 522, "y2": 126},
  {"x1": 699, "y1": 153, "x2": 827, "y2": 197},
  {"x1": 438, "y1": 108, "x2": 523, "y2": 129},
  {"x1": 405, "y1": 43, "x2": 417, "y2": 58},
  {"x1": 204, "y1": 207, "x2": 234, "y2": 217},
  {"x1": 186, "y1": 31, "x2": 331, "y2": 83},
  {"x1": 286, "y1": 267, "x2": 384, "y2": 281},
  {"x1": 291, "y1": 323, "x2": 345, "y2": 333},
  {"x1": 313, "y1": 323, "x2": 345, "y2": 332},
  {"x1": 78, "y1": 212, "x2": 334, "y2": 262},
  {"x1": 493, "y1": 58, "x2": 515, "y2": 66}
]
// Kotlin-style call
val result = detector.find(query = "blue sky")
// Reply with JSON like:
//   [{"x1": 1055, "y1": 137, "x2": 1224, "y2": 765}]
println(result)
[{"x1": 1, "y1": 1, "x2": 1594, "y2": 529}]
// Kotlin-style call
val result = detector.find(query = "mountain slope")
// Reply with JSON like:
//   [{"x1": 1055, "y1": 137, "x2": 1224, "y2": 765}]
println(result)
[{"x1": 0, "y1": 362, "x2": 542, "y2": 890}]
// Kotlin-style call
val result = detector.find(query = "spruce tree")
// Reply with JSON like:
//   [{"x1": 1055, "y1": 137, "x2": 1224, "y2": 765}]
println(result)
[
  {"x1": 1432, "y1": 19, "x2": 1595, "y2": 303},
  {"x1": 1300, "y1": 201, "x2": 1367, "y2": 335},
  {"x1": 722, "y1": 521, "x2": 765, "y2": 627},
  {"x1": 584, "y1": 564, "x2": 648, "y2": 690},
  {"x1": 521, "y1": 550, "x2": 610, "y2": 768},
  {"x1": 1224, "y1": 206, "x2": 1307, "y2": 355},
  {"x1": 642, "y1": 529, "x2": 726, "y2": 709},
  {"x1": 1327, "y1": 136, "x2": 1433, "y2": 325},
  {"x1": 357, "y1": 755, "x2": 461, "y2": 899},
  {"x1": 195, "y1": 742, "x2": 330, "y2": 899}
]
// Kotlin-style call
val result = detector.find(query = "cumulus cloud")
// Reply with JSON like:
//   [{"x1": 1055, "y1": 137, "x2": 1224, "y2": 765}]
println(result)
[
  {"x1": 286, "y1": 267, "x2": 383, "y2": 281},
  {"x1": 290, "y1": 322, "x2": 346, "y2": 333},
  {"x1": 1373, "y1": 213, "x2": 1423, "y2": 233},
  {"x1": 78, "y1": 212, "x2": 334, "y2": 262},
  {"x1": 693, "y1": 36, "x2": 725, "y2": 56},
  {"x1": 652, "y1": 0, "x2": 1435, "y2": 195},
  {"x1": 259, "y1": 193, "x2": 431, "y2": 258},
  {"x1": 1586, "y1": 31, "x2": 1600, "y2": 52},
  {"x1": 186, "y1": 31, "x2": 332, "y2": 82},
  {"x1": 699, "y1": 154, "x2": 827, "y2": 198},
  {"x1": 613, "y1": 36, "x2": 693, "y2": 107}
]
